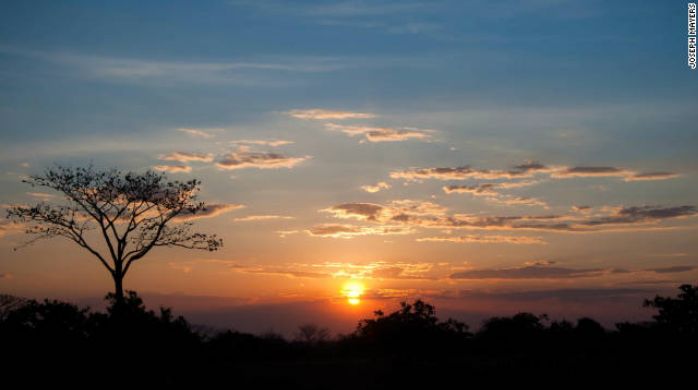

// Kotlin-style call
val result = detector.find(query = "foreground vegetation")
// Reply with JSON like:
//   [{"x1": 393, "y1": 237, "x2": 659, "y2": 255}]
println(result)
[{"x1": 1, "y1": 285, "x2": 697, "y2": 387}]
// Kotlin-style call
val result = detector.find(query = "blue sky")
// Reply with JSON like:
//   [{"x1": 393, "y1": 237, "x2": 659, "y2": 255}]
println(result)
[{"x1": 1, "y1": 0, "x2": 697, "y2": 333}]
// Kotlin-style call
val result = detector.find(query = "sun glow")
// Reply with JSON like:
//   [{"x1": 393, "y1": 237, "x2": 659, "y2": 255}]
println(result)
[{"x1": 342, "y1": 281, "x2": 365, "y2": 305}]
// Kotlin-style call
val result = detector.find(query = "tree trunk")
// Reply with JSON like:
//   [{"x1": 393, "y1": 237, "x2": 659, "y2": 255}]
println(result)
[{"x1": 112, "y1": 263, "x2": 125, "y2": 308}]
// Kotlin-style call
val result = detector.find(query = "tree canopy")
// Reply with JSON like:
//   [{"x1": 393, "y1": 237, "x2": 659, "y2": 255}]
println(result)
[{"x1": 6, "y1": 165, "x2": 223, "y2": 303}]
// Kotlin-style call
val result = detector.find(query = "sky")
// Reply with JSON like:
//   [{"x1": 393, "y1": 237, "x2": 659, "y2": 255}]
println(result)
[{"x1": 1, "y1": 0, "x2": 697, "y2": 336}]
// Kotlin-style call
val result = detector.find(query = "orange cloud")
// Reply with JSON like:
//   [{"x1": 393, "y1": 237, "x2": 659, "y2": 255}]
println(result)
[
  {"x1": 417, "y1": 235, "x2": 546, "y2": 245},
  {"x1": 159, "y1": 151, "x2": 214, "y2": 163},
  {"x1": 325, "y1": 123, "x2": 432, "y2": 143},
  {"x1": 153, "y1": 164, "x2": 192, "y2": 173}
]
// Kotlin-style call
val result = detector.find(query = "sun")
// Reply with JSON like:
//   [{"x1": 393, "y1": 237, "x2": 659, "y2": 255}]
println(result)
[{"x1": 341, "y1": 281, "x2": 365, "y2": 306}]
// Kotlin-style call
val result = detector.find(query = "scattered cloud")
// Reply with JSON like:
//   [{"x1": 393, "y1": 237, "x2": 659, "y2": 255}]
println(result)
[
  {"x1": 321, "y1": 200, "x2": 447, "y2": 224},
  {"x1": 450, "y1": 263, "x2": 609, "y2": 280},
  {"x1": 234, "y1": 215, "x2": 294, "y2": 222},
  {"x1": 392, "y1": 161, "x2": 679, "y2": 183},
  {"x1": 159, "y1": 151, "x2": 215, "y2": 163},
  {"x1": 645, "y1": 265, "x2": 697, "y2": 274},
  {"x1": 153, "y1": 164, "x2": 192, "y2": 173},
  {"x1": 178, "y1": 128, "x2": 217, "y2": 139},
  {"x1": 230, "y1": 139, "x2": 294, "y2": 147},
  {"x1": 0, "y1": 220, "x2": 24, "y2": 238},
  {"x1": 277, "y1": 230, "x2": 301, "y2": 238},
  {"x1": 174, "y1": 203, "x2": 244, "y2": 221},
  {"x1": 26, "y1": 192, "x2": 56, "y2": 201},
  {"x1": 216, "y1": 151, "x2": 310, "y2": 170},
  {"x1": 361, "y1": 181, "x2": 391, "y2": 193},
  {"x1": 417, "y1": 235, "x2": 546, "y2": 245},
  {"x1": 325, "y1": 123, "x2": 432, "y2": 142},
  {"x1": 552, "y1": 166, "x2": 680, "y2": 181},
  {"x1": 320, "y1": 199, "x2": 697, "y2": 233},
  {"x1": 287, "y1": 109, "x2": 376, "y2": 120},
  {"x1": 443, "y1": 182, "x2": 547, "y2": 208},
  {"x1": 306, "y1": 223, "x2": 414, "y2": 238}
]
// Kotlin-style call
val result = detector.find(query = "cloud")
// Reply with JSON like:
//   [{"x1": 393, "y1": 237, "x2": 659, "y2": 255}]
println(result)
[
  {"x1": 159, "y1": 151, "x2": 215, "y2": 163},
  {"x1": 443, "y1": 181, "x2": 539, "y2": 195},
  {"x1": 230, "y1": 139, "x2": 294, "y2": 147},
  {"x1": 306, "y1": 224, "x2": 414, "y2": 238},
  {"x1": 322, "y1": 203, "x2": 385, "y2": 221},
  {"x1": 174, "y1": 203, "x2": 244, "y2": 221},
  {"x1": 321, "y1": 199, "x2": 697, "y2": 233},
  {"x1": 645, "y1": 265, "x2": 697, "y2": 274},
  {"x1": 361, "y1": 181, "x2": 391, "y2": 193},
  {"x1": 551, "y1": 166, "x2": 680, "y2": 181},
  {"x1": 233, "y1": 215, "x2": 294, "y2": 222},
  {"x1": 153, "y1": 164, "x2": 192, "y2": 173},
  {"x1": 22, "y1": 50, "x2": 346, "y2": 85},
  {"x1": 452, "y1": 288, "x2": 655, "y2": 303},
  {"x1": 450, "y1": 263, "x2": 608, "y2": 280},
  {"x1": 391, "y1": 165, "x2": 545, "y2": 181},
  {"x1": 443, "y1": 205, "x2": 697, "y2": 232},
  {"x1": 178, "y1": 128, "x2": 217, "y2": 139},
  {"x1": 0, "y1": 220, "x2": 24, "y2": 238},
  {"x1": 287, "y1": 109, "x2": 376, "y2": 120},
  {"x1": 625, "y1": 172, "x2": 680, "y2": 181},
  {"x1": 277, "y1": 230, "x2": 300, "y2": 238},
  {"x1": 391, "y1": 161, "x2": 678, "y2": 182},
  {"x1": 443, "y1": 183, "x2": 500, "y2": 196},
  {"x1": 442, "y1": 182, "x2": 547, "y2": 207},
  {"x1": 26, "y1": 192, "x2": 56, "y2": 201},
  {"x1": 417, "y1": 235, "x2": 546, "y2": 245},
  {"x1": 216, "y1": 151, "x2": 310, "y2": 170},
  {"x1": 321, "y1": 200, "x2": 447, "y2": 224},
  {"x1": 325, "y1": 123, "x2": 431, "y2": 142}
]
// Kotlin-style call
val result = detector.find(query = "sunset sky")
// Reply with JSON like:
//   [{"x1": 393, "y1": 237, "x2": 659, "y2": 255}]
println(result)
[{"x1": 1, "y1": 1, "x2": 697, "y2": 335}]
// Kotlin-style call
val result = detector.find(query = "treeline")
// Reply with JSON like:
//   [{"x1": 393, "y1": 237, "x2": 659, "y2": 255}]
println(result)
[{"x1": 1, "y1": 285, "x2": 697, "y2": 388}]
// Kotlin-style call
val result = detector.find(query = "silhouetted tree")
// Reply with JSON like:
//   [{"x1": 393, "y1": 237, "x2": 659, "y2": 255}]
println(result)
[
  {"x1": 295, "y1": 323, "x2": 330, "y2": 344},
  {"x1": 353, "y1": 300, "x2": 470, "y2": 356},
  {"x1": 644, "y1": 284, "x2": 698, "y2": 334},
  {"x1": 6, "y1": 166, "x2": 223, "y2": 306},
  {"x1": 0, "y1": 294, "x2": 26, "y2": 321}
]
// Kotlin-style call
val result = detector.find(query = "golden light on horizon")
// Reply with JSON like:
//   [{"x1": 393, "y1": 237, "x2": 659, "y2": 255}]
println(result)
[{"x1": 342, "y1": 281, "x2": 365, "y2": 306}]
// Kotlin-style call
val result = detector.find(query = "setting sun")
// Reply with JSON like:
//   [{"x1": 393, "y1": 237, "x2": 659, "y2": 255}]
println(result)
[{"x1": 342, "y1": 281, "x2": 365, "y2": 305}]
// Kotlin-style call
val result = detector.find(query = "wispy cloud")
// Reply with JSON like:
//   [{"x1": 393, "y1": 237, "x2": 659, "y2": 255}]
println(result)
[
  {"x1": 320, "y1": 199, "x2": 697, "y2": 233},
  {"x1": 325, "y1": 123, "x2": 432, "y2": 143},
  {"x1": 159, "y1": 152, "x2": 215, "y2": 163},
  {"x1": 644, "y1": 265, "x2": 697, "y2": 274},
  {"x1": 0, "y1": 47, "x2": 351, "y2": 86},
  {"x1": 287, "y1": 109, "x2": 376, "y2": 120},
  {"x1": 230, "y1": 139, "x2": 294, "y2": 147},
  {"x1": 178, "y1": 128, "x2": 217, "y2": 139},
  {"x1": 153, "y1": 164, "x2": 192, "y2": 173},
  {"x1": 26, "y1": 192, "x2": 56, "y2": 201},
  {"x1": 417, "y1": 235, "x2": 546, "y2": 245},
  {"x1": 174, "y1": 203, "x2": 244, "y2": 221},
  {"x1": 450, "y1": 262, "x2": 612, "y2": 280},
  {"x1": 234, "y1": 215, "x2": 294, "y2": 222},
  {"x1": 216, "y1": 150, "x2": 310, "y2": 170},
  {"x1": 361, "y1": 181, "x2": 391, "y2": 193},
  {"x1": 306, "y1": 223, "x2": 414, "y2": 238},
  {"x1": 443, "y1": 182, "x2": 547, "y2": 208},
  {"x1": 392, "y1": 161, "x2": 679, "y2": 182},
  {"x1": 0, "y1": 219, "x2": 25, "y2": 239}
]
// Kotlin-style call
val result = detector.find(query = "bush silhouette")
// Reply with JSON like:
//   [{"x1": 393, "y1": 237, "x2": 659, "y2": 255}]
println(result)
[
  {"x1": 2, "y1": 285, "x2": 698, "y2": 387},
  {"x1": 643, "y1": 284, "x2": 698, "y2": 334},
  {"x1": 350, "y1": 299, "x2": 471, "y2": 357}
]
